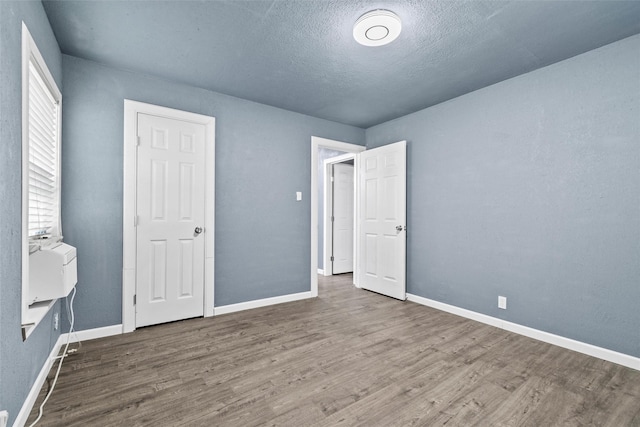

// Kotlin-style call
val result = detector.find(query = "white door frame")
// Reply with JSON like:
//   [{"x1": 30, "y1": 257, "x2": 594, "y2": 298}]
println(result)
[
  {"x1": 311, "y1": 136, "x2": 365, "y2": 297},
  {"x1": 123, "y1": 100, "x2": 215, "y2": 333},
  {"x1": 323, "y1": 153, "x2": 356, "y2": 277}
]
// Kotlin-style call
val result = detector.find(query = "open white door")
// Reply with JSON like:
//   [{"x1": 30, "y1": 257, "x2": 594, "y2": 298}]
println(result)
[
  {"x1": 332, "y1": 163, "x2": 354, "y2": 274},
  {"x1": 136, "y1": 113, "x2": 206, "y2": 327},
  {"x1": 358, "y1": 141, "x2": 407, "y2": 300}
]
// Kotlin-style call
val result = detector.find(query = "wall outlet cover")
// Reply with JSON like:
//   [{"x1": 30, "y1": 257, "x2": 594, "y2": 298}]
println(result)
[{"x1": 498, "y1": 296, "x2": 507, "y2": 310}]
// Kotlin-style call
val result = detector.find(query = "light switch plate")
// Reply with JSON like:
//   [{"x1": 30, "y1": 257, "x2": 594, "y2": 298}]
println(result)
[{"x1": 296, "y1": 191, "x2": 302, "y2": 201}]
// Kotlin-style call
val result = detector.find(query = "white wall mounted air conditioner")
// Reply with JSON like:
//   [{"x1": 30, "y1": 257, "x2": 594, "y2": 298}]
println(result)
[{"x1": 29, "y1": 242, "x2": 77, "y2": 304}]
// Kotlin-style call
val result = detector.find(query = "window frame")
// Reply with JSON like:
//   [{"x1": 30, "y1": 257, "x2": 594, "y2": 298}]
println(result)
[{"x1": 21, "y1": 22, "x2": 63, "y2": 331}]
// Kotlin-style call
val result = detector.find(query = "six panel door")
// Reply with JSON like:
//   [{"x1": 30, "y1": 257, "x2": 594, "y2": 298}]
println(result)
[
  {"x1": 136, "y1": 113, "x2": 206, "y2": 327},
  {"x1": 332, "y1": 163, "x2": 354, "y2": 274},
  {"x1": 358, "y1": 141, "x2": 407, "y2": 300}
]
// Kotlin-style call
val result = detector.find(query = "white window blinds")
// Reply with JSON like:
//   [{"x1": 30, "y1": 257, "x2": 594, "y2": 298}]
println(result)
[{"x1": 27, "y1": 58, "x2": 60, "y2": 238}]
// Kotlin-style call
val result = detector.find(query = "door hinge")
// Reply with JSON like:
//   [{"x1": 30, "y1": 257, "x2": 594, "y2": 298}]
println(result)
[
  {"x1": 136, "y1": 136, "x2": 141, "y2": 146},
  {"x1": 331, "y1": 216, "x2": 335, "y2": 222},
  {"x1": 133, "y1": 294, "x2": 137, "y2": 305},
  {"x1": 331, "y1": 176, "x2": 334, "y2": 182},
  {"x1": 330, "y1": 256, "x2": 334, "y2": 262},
  {"x1": 134, "y1": 215, "x2": 139, "y2": 227}
]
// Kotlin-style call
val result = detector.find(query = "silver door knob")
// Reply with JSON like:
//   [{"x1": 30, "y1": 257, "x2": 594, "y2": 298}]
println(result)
[
  {"x1": 194, "y1": 227, "x2": 203, "y2": 234},
  {"x1": 396, "y1": 225, "x2": 404, "y2": 231}
]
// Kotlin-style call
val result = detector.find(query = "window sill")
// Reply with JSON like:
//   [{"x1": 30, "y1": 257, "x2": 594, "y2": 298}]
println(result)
[
  {"x1": 29, "y1": 235, "x2": 63, "y2": 254},
  {"x1": 21, "y1": 299, "x2": 57, "y2": 340}
]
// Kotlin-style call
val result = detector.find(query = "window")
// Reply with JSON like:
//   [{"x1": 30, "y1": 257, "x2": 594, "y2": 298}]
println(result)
[
  {"x1": 21, "y1": 22, "x2": 62, "y2": 334},
  {"x1": 27, "y1": 58, "x2": 61, "y2": 238}
]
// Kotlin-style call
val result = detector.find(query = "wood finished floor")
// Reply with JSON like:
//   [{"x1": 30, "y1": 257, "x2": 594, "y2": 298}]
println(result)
[{"x1": 29, "y1": 274, "x2": 640, "y2": 426}]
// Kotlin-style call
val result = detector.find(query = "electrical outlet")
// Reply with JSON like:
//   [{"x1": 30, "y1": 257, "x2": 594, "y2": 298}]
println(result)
[
  {"x1": 498, "y1": 296, "x2": 507, "y2": 310},
  {"x1": 0, "y1": 410, "x2": 9, "y2": 427},
  {"x1": 54, "y1": 312, "x2": 59, "y2": 330}
]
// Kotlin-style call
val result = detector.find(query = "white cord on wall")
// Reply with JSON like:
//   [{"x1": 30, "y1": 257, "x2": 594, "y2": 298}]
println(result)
[
  {"x1": 29, "y1": 287, "x2": 79, "y2": 427},
  {"x1": 64, "y1": 289, "x2": 81, "y2": 353}
]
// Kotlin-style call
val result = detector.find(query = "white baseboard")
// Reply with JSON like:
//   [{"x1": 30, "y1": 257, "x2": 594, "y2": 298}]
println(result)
[
  {"x1": 406, "y1": 293, "x2": 640, "y2": 371},
  {"x1": 63, "y1": 324, "x2": 123, "y2": 343},
  {"x1": 14, "y1": 334, "x2": 66, "y2": 427},
  {"x1": 317, "y1": 269, "x2": 324, "y2": 275},
  {"x1": 15, "y1": 324, "x2": 123, "y2": 427},
  {"x1": 214, "y1": 291, "x2": 313, "y2": 316}
]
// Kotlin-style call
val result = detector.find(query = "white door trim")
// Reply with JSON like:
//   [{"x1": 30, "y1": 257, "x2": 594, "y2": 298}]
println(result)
[
  {"x1": 311, "y1": 136, "x2": 365, "y2": 297},
  {"x1": 323, "y1": 153, "x2": 356, "y2": 277},
  {"x1": 123, "y1": 100, "x2": 215, "y2": 333}
]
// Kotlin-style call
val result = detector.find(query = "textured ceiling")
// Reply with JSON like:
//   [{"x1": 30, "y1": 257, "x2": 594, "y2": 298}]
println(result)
[{"x1": 42, "y1": 0, "x2": 640, "y2": 128}]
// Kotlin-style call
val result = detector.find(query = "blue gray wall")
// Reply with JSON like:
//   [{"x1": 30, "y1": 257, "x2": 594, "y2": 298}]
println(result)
[
  {"x1": 366, "y1": 34, "x2": 640, "y2": 357},
  {"x1": 0, "y1": 2, "x2": 63, "y2": 424},
  {"x1": 2, "y1": 5, "x2": 638, "y2": 423},
  {"x1": 317, "y1": 147, "x2": 347, "y2": 270},
  {"x1": 60, "y1": 55, "x2": 365, "y2": 331}
]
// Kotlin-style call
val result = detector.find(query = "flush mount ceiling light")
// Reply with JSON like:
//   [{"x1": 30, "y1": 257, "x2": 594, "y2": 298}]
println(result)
[{"x1": 353, "y1": 9, "x2": 402, "y2": 47}]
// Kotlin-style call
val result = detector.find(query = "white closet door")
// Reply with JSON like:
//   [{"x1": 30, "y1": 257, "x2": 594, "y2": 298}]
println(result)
[
  {"x1": 136, "y1": 113, "x2": 206, "y2": 327},
  {"x1": 332, "y1": 163, "x2": 354, "y2": 274}
]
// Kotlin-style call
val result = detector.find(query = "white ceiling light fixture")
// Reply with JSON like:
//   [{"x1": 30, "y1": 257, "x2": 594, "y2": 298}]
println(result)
[{"x1": 353, "y1": 9, "x2": 402, "y2": 47}]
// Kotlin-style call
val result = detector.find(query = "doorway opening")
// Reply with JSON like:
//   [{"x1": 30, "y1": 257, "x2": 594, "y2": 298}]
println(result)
[
  {"x1": 310, "y1": 137, "x2": 365, "y2": 297},
  {"x1": 123, "y1": 100, "x2": 215, "y2": 333},
  {"x1": 311, "y1": 137, "x2": 407, "y2": 301}
]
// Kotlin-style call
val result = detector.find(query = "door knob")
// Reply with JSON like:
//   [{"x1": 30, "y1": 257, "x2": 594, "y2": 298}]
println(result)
[
  {"x1": 396, "y1": 225, "x2": 404, "y2": 232},
  {"x1": 194, "y1": 227, "x2": 203, "y2": 235}
]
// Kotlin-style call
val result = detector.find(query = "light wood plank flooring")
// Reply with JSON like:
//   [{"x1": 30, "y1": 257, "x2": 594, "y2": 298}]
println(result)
[{"x1": 28, "y1": 274, "x2": 640, "y2": 426}]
